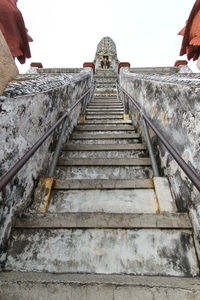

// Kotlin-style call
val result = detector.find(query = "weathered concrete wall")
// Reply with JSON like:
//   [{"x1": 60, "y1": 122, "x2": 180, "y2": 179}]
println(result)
[
  {"x1": 0, "y1": 70, "x2": 92, "y2": 261},
  {"x1": 119, "y1": 68, "x2": 200, "y2": 240}
]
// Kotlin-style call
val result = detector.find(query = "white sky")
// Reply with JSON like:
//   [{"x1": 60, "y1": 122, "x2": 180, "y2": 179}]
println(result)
[{"x1": 16, "y1": 0, "x2": 198, "y2": 73}]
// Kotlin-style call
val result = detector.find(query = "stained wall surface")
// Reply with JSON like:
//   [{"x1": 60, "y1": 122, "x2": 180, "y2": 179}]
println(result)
[{"x1": 0, "y1": 70, "x2": 92, "y2": 260}]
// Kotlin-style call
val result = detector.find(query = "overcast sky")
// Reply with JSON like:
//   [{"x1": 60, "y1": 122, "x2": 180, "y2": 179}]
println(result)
[{"x1": 17, "y1": 0, "x2": 198, "y2": 73}]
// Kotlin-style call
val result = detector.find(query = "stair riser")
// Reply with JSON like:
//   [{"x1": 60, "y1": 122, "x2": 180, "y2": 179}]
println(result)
[
  {"x1": 6, "y1": 229, "x2": 198, "y2": 276},
  {"x1": 55, "y1": 166, "x2": 153, "y2": 180}
]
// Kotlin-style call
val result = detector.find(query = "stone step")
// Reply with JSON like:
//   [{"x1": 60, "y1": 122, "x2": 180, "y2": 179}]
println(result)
[
  {"x1": 86, "y1": 115, "x2": 123, "y2": 119},
  {"x1": 71, "y1": 139, "x2": 139, "y2": 145},
  {"x1": 14, "y1": 213, "x2": 191, "y2": 229},
  {"x1": 54, "y1": 179, "x2": 153, "y2": 189},
  {"x1": 62, "y1": 144, "x2": 146, "y2": 151},
  {"x1": 86, "y1": 109, "x2": 124, "y2": 113},
  {"x1": 60, "y1": 150, "x2": 146, "y2": 159},
  {"x1": 87, "y1": 104, "x2": 123, "y2": 108},
  {"x1": 55, "y1": 165, "x2": 153, "y2": 180},
  {"x1": 71, "y1": 133, "x2": 140, "y2": 139},
  {"x1": 79, "y1": 120, "x2": 132, "y2": 124},
  {"x1": 1, "y1": 273, "x2": 200, "y2": 300},
  {"x1": 86, "y1": 111, "x2": 123, "y2": 115},
  {"x1": 5, "y1": 228, "x2": 198, "y2": 276},
  {"x1": 57, "y1": 158, "x2": 151, "y2": 166},
  {"x1": 75, "y1": 125, "x2": 135, "y2": 131},
  {"x1": 49, "y1": 189, "x2": 157, "y2": 214}
]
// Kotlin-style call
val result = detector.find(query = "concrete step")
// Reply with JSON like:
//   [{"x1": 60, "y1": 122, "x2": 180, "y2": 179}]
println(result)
[
  {"x1": 54, "y1": 179, "x2": 153, "y2": 189},
  {"x1": 62, "y1": 143, "x2": 146, "y2": 151},
  {"x1": 14, "y1": 212, "x2": 192, "y2": 229},
  {"x1": 49, "y1": 189, "x2": 157, "y2": 213},
  {"x1": 71, "y1": 139, "x2": 140, "y2": 144},
  {"x1": 75, "y1": 125, "x2": 135, "y2": 131},
  {"x1": 57, "y1": 158, "x2": 151, "y2": 166},
  {"x1": 71, "y1": 133, "x2": 140, "y2": 139},
  {"x1": 55, "y1": 165, "x2": 153, "y2": 180},
  {"x1": 79, "y1": 120, "x2": 132, "y2": 124},
  {"x1": 87, "y1": 104, "x2": 123, "y2": 108},
  {"x1": 86, "y1": 115, "x2": 123, "y2": 119},
  {"x1": 60, "y1": 150, "x2": 146, "y2": 159},
  {"x1": 5, "y1": 228, "x2": 198, "y2": 276},
  {"x1": 86, "y1": 111, "x2": 123, "y2": 115},
  {"x1": 1, "y1": 273, "x2": 200, "y2": 300},
  {"x1": 86, "y1": 109, "x2": 124, "y2": 112}
]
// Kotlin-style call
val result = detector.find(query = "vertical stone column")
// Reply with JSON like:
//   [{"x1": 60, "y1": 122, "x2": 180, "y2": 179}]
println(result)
[{"x1": 0, "y1": 29, "x2": 18, "y2": 96}]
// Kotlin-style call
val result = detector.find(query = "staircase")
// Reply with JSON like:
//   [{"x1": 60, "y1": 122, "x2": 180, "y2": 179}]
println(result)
[{"x1": 1, "y1": 71, "x2": 200, "y2": 299}]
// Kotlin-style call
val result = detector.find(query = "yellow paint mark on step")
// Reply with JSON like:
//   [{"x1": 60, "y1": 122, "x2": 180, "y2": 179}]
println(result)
[
  {"x1": 123, "y1": 114, "x2": 129, "y2": 120},
  {"x1": 37, "y1": 177, "x2": 54, "y2": 213},
  {"x1": 80, "y1": 114, "x2": 86, "y2": 124}
]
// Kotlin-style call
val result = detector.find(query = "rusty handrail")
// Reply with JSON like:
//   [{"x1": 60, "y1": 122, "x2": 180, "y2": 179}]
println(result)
[
  {"x1": 117, "y1": 83, "x2": 200, "y2": 192},
  {"x1": 0, "y1": 88, "x2": 92, "y2": 192}
]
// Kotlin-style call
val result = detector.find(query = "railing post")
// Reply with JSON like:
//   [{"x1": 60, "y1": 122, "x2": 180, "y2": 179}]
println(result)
[
  {"x1": 142, "y1": 117, "x2": 159, "y2": 177},
  {"x1": 48, "y1": 114, "x2": 69, "y2": 177}
]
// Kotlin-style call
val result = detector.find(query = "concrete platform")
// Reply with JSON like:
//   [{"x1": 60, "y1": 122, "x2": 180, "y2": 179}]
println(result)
[
  {"x1": 49, "y1": 189, "x2": 157, "y2": 213},
  {"x1": 1, "y1": 273, "x2": 200, "y2": 300},
  {"x1": 5, "y1": 229, "x2": 199, "y2": 276}
]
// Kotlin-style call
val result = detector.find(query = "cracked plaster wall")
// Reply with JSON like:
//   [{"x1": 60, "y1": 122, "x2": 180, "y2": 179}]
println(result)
[
  {"x1": 0, "y1": 71, "x2": 92, "y2": 260},
  {"x1": 119, "y1": 68, "x2": 200, "y2": 245}
]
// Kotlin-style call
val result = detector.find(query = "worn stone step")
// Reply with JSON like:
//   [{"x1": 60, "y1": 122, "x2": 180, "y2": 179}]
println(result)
[
  {"x1": 49, "y1": 189, "x2": 157, "y2": 214},
  {"x1": 1, "y1": 273, "x2": 200, "y2": 300},
  {"x1": 71, "y1": 133, "x2": 140, "y2": 139},
  {"x1": 57, "y1": 158, "x2": 151, "y2": 166},
  {"x1": 62, "y1": 143, "x2": 146, "y2": 151},
  {"x1": 60, "y1": 150, "x2": 146, "y2": 159},
  {"x1": 86, "y1": 115, "x2": 123, "y2": 119},
  {"x1": 54, "y1": 179, "x2": 153, "y2": 190},
  {"x1": 75, "y1": 125, "x2": 135, "y2": 131},
  {"x1": 79, "y1": 119, "x2": 132, "y2": 124},
  {"x1": 14, "y1": 213, "x2": 192, "y2": 229},
  {"x1": 71, "y1": 139, "x2": 139, "y2": 145},
  {"x1": 55, "y1": 165, "x2": 153, "y2": 180},
  {"x1": 86, "y1": 109, "x2": 124, "y2": 112},
  {"x1": 87, "y1": 104, "x2": 123, "y2": 108},
  {"x1": 5, "y1": 228, "x2": 198, "y2": 276},
  {"x1": 86, "y1": 111, "x2": 123, "y2": 115}
]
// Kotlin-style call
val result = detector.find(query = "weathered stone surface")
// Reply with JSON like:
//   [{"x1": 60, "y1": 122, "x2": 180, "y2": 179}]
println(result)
[
  {"x1": 14, "y1": 212, "x2": 192, "y2": 229},
  {"x1": 0, "y1": 70, "x2": 92, "y2": 261},
  {"x1": 48, "y1": 189, "x2": 157, "y2": 213},
  {"x1": 119, "y1": 68, "x2": 200, "y2": 250},
  {"x1": 1, "y1": 273, "x2": 200, "y2": 300},
  {"x1": 0, "y1": 30, "x2": 18, "y2": 96},
  {"x1": 5, "y1": 228, "x2": 198, "y2": 276}
]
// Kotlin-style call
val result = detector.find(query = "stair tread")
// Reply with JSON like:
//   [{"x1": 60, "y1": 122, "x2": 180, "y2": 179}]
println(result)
[
  {"x1": 57, "y1": 158, "x2": 151, "y2": 166},
  {"x1": 71, "y1": 133, "x2": 139, "y2": 139},
  {"x1": 62, "y1": 144, "x2": 146, "y2": 150},
  {"x1": 1, "y1": 272, "x2": 199, "y2": 288},
  {"x1": 75, "y1": 125, "x2": 135, "y2": 131},
  {"x1": 54, "y1": 179, "x2": 153, "y2": 189},
  {"x1": 14, "y1": 213, "x2": 192, "y2": 229},
  {"x1": 79, "y1": 120, "x2": 132, "y2": 124}
]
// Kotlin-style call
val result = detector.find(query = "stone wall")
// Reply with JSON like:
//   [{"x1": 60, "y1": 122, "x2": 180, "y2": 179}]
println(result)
[
  {"x1": 0, "y1": 70, "x2": 92, "y2": 261},
  {"x1": 119, "y1": 68, "x2": 200, "y2": 241}
]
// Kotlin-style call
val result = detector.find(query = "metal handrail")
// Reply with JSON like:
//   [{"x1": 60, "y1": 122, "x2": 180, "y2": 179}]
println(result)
[
  {"x1": 117, "y1": 83, "x2": 200, "y2": 192},
  {"x1": 0, "y1": 86, "x2": 93, "y2": 192}
]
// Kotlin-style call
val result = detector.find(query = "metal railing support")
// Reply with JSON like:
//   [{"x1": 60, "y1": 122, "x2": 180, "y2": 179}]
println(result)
[
  {"x1": 48, "y1": 115, "x2": 69, "y2": 177},
  {"x1": 142, "y1": 117, "x2": 159, "y2": 177}
]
